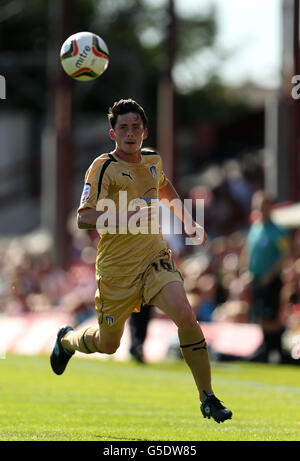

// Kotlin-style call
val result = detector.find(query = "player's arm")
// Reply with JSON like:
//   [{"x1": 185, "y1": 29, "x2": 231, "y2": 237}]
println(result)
[
  {"x1": 158, "y1": 179, "x2": 207, "y2": 245},
  {"x1": 77, "y1": 208, "x2": 104, "y2": 230},
  {"x1": 77, "y1": 207, "x2": 143, "y2": 230}
]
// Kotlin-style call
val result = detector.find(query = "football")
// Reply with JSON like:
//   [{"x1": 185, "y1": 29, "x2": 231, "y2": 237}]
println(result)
[{"x1": 60, "y1": 31, "x2": 109, "y2": 81}]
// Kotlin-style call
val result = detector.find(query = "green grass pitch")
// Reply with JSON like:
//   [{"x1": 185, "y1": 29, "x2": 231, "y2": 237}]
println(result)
[{"x1": 0, "y1": 354, "x2": 299, "y2": 441}]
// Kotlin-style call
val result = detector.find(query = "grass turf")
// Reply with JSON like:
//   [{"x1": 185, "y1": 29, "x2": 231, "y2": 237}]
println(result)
[{"x1": 0, "y1": 354, "x2": 299, "y2": 441}]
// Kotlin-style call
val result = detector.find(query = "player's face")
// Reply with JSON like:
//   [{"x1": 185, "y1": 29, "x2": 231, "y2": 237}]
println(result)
[{"x1": 109, "y1": 112, "x2": 148, "y2": 156}]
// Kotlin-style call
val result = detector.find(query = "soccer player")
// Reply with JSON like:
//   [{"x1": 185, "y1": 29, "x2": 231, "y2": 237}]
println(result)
[{"x1": 50, "y1": 99, "x2": 232, "y2": 424}]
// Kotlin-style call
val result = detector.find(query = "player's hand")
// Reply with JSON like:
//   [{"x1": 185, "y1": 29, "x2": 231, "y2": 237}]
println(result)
[{"x1": 184, "y1": 221, "x2": 207, "y2": 246}]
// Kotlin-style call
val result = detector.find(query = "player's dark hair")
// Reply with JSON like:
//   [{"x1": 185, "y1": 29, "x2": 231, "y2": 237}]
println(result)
[{"x1": 108, "y1": 99, "x2": 148, "y2": 129}]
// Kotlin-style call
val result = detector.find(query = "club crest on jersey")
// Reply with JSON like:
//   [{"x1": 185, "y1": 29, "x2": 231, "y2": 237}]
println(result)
[
  {"x1": 81, "y1": 183, "x2": 91, "y2": 203},
  {"x1": 150, "y1": 166, "x2": 157, "y2": 178},
  {"x1": 105, "y1": 315, "x2": 114, "y2": 326}
]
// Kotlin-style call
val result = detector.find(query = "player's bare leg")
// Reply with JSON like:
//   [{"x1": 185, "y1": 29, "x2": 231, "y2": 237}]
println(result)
[
  {"x1": 149, "y1": 281, "x2": 232, "y2": 423},
  {"x1": 149, "y1": 281, "x2": 212, "y2": 401}
]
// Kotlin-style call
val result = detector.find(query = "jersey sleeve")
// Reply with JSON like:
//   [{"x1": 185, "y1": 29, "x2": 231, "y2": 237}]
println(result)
[{"x1": 78, "y1": 157, "x2": 111, "y2": 212}]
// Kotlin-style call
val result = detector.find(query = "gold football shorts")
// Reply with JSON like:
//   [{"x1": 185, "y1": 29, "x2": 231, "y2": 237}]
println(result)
[{"x1": 95, "y1": 250, "x2": 183, "y2": 331}]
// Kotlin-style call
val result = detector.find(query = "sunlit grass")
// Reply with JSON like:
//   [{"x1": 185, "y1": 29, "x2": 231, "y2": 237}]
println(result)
[{"x1": 0, "y1": 355, "x2": 299, "y2": 441}]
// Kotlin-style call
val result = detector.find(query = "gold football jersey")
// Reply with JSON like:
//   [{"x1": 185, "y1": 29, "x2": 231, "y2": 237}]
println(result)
[{"x1": 78, "y1": 149, "x2": 169, "y2": 276}]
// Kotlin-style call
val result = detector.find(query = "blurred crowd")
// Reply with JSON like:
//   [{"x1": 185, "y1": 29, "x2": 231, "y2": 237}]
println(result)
[
  {"x1": 0, "y1": 228, "x2": 97, "y2": 325},
  {"x1": 1, "y1": 162, "x2": 300, "y2": 363},
  {"x1": 182, "y1": 229, "x2": 300, "y2": 352}
]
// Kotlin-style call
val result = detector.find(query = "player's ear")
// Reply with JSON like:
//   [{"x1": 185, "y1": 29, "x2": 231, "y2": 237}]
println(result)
[
  {"x1": 109, "y1": 129, "x2": 115, "y2": 140},
  {"x1": 143, "y1": 127, "x2": 148, "y2": 140}
]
